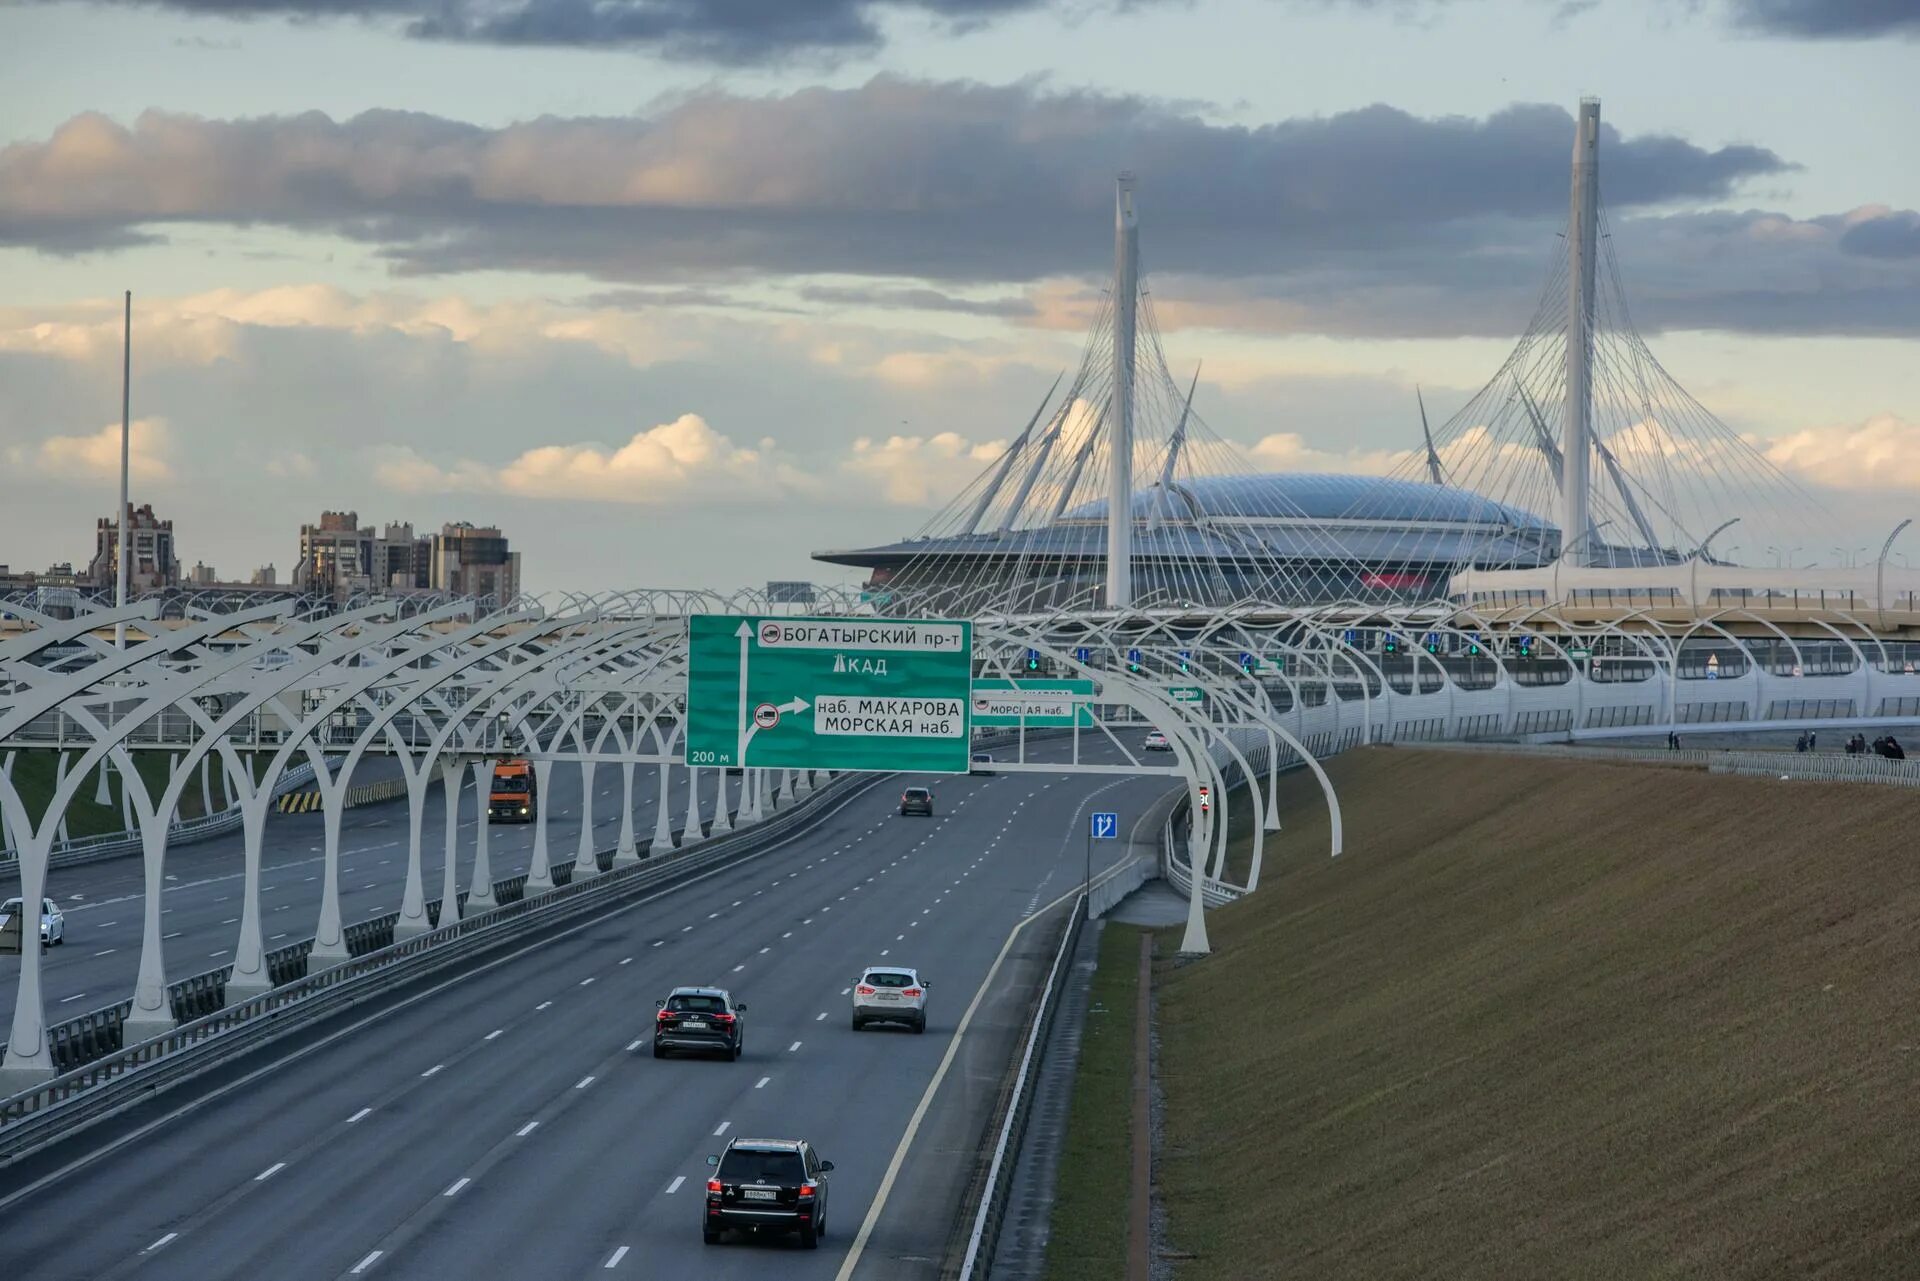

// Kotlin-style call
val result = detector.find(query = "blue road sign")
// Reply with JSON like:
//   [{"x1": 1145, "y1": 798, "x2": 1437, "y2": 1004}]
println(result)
[{"x1": 1090, "y1": 812, "x2": 1120, "y2": 840}]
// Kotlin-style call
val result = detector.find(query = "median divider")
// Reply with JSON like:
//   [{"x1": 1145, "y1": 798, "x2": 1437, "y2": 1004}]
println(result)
[{"x1": 0, "y1": 770, "x2": 878, "y2": 1167}]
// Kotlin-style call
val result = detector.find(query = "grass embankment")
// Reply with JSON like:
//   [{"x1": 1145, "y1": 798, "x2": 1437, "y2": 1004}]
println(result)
[
  {"x1": 1044, "y1": 922, "x2": 1145, "y2": 1281},
  {"x1": 1158, "y1": 747, "x2": 1920, "y2": 1280},
  {"x1": 3, "y1": 749, "x2": 233, "y2": 839}
]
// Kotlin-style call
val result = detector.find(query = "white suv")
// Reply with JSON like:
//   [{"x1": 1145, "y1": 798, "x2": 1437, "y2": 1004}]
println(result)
[
  {"x1": 1, "y1": 897, "x2": 64, "y2": 947},
  {"x1": 850, "y1": 966, "x2": 929, "y2": 1033}
]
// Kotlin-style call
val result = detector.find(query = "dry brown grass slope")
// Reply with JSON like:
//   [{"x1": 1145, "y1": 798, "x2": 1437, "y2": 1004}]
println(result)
[{"x1": 1156, "y1": 747, "x2": 1920, "y2": 1280}]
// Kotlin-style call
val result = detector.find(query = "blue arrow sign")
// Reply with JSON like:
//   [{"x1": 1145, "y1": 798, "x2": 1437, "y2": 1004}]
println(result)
[{"x1": 1090, "y1": 812, "x2": 1120, "y2": 840}]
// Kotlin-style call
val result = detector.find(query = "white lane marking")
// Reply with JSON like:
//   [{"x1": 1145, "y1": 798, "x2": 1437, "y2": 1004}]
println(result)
[
  {"x1": 576, "y1": 1075, "x2": 596, "y2": 1090},
  {"x1": 444, "y1": 1177, "x2": 470, "y2": 1197},
  {"x1": 840, "y1": 988, "x2": 851, "y2": 995},
  {"x1": 707, "y1": 912, "x2": 719, "y2": 919},
  {"x1": 782, "y1": 931, "x2": 792, "y2": 939},
  {"x1": 759, "y1": 947, "x2": 770, "y2": 954},
  {"x1": 816, "y1": 1012, "x2": 828, "y2": 1021},
  {"x1": 835, "y1": 866, "x2": 1113, "y2": 1281},
  {"x1": 788, "y1": 1041, "x2": 802, "y2": 1053},
  {"x1": 210, "y1": 949, "x2": 228, "y2": 956},
  {"x1": 652, "y1": 940, "x2": 665, "y2": 947},
  {"x1": 732, "y1": 899, "x2": 742, "y2": 907},
  {"x1": 732, "y1": 964, "x2": 745, "y2": 973},
  {"x1": 802, "y1": 918, "x2": 813, "y2": 925},
  {"x1": 270, "y1": 933, "x2": 288, "y2": 941},
  {"x1": 880, "y1": 949, "x2": 889, "y2": 956},
  {"x1": 255, "y1": 1162, "x2": 286, "y2": 1181},
  {"x1": 347, "y1": 1107, "x2": 373, "y2": 1124},
  {"x1": 620, "y1": 957, "x2": 633, "y2": 965},
  {"x1": 580, "y1": 977, "x2": 597, "y2": 986},
  {"x1": 605, "y1": 1245, "x2": 630, "y2": 1268},
  {"x1": 755, "y1": 1076, "x2": 771, "y2": 1089},
  {"x1": 517, "y1": 1121, "x2": 540, "y2": 1137},
  {"x1": 351, "y1": 1250, "x2": 382, "y2": 1273},
  {"x1": 712, "y1": 1120, "x2": 730, "y2": 1136},
  {"x1": 421, "y1": 1064, "x2": 444, "y2": 1078},
  {"x1": 536, "y1": 1001, "x2": 552, "y2": 1010},
  {"x1": 626, "y1": 1038, "x2": 644, "y2": 1051},
  {"x1": 681, "y1": 925, "x2": 693, "y2": 932},
  {"x1": 163, "y1": 931, "x2": 181, "y2": 939},
  {"x1": 485, "y1": 1030, "x2": 504, "y2": 1041},
  {"x1": 146, "y1": 1233, "x2": 178, "y2": 1252},
  {"x1": 59, "y1": 993, "x2": 87, "y2": 1004},
  {"x1": 666, "y1": 1174, "x2": 687, "y2": 1194}
]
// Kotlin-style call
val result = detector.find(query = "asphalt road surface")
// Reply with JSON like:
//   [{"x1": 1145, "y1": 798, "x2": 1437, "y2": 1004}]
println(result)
[
  {"x1": 0, "y1": 737, "x2": 1176, "y2": 1281},
  {"x1": 1, "y1": 763, "x2": 747, "y2": 1029}
]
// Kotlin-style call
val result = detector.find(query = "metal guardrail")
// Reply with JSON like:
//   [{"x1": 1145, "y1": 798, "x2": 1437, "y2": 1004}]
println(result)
[
  {"x1": 956, "y1": 893, "x2": 1088, "y2": 1280},
  {"x1": 0, "y1": 771, "x2": 871, "y2": 1162},
  {"x1": 1411, "y1": 740, "x2": 1920, "y2": 788},
  {"x1": 1, "y1": 762, "x2": 320, "y2": 873}
]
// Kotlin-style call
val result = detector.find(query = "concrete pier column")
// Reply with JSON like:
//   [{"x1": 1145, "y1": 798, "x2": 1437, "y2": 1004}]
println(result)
[
  {"x1": 612, "y1": 760, "x2": 640, "y2": 865},
  {"x1": 525, "y1": 759, "x2": 557, "y2": 892},
  {"x1": 125, "y1": 800, "x2": 176, "y2": 1039},
  {"x1": 680, "y1": 764, "x2": 705, "y2": 847},
  {"x1": 309, "y1": 780, "x2": 351, "y2": 963},
  {"x1": 0, "y1": 817, "x2": 57, "y2": 1089},
  {"x1": 394, "y1": 768, "x2": 432, "y2": 940},
  {"x1": 224, "y1": 801, "x2": 274, "y2": 1006},
  {"x1": 573, "y1": 759, "x2": 599, "y2": 881},
  {"x1": 436, "y1": 758, "x2": 463, "y2": 929},
  {"x1": 466, "y1": 759, "x2": 498, "y2": 911}
]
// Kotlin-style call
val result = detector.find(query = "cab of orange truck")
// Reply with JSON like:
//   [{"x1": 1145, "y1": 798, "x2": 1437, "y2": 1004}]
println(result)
[{"x1": 488, "y1": 758, "x2": 537, "y2": 823}]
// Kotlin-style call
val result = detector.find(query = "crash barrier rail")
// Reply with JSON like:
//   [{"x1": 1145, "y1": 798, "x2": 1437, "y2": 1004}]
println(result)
[
  {"x1": 0, "y1": 772, "x2": 872, "y2": 1162},
  {"x1": 956, "y1": 891, "x2": 1089, "y2": 1280},
  {"x1": 1, "y1": 763, "x2": 320, "y2": 873},
  {"x1": 1411, "y1": 740, "x2": 1920, "y2": 788}
]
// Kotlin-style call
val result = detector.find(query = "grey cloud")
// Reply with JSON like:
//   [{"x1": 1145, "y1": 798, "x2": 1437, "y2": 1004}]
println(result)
[
  {"x1": 0, "y1": 82, "x2": 1784, "y2": 275},
  {"x1": 1728, "y1": 0, "x2": 1920, "y2": 38},
  {"x1": 798, "y1": 284, "x2": 1038, "y2": 318},
  {"x1": 1839, "y1": 210, "x2": 1920, "y2": 259},
  {"x1": 9, "y1": 81, "x2": 1906, "y2": 337},
  {"x1": 37, "y1": 0, "x2": 1079, "y2": 62}
]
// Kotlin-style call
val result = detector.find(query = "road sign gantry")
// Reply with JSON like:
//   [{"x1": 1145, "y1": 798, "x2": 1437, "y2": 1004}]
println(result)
[{"x1": 686, "y1": 615, "x2": 974, "y2": 773}]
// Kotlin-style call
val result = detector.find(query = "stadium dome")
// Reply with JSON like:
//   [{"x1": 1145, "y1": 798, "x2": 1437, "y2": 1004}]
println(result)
[{"x1": 814, "y1": 472, "x2": 1560, "y2": 607}]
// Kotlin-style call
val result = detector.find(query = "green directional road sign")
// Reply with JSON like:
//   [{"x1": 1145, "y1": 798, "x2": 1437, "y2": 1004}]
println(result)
[
  {"x1": 1166, "y1": 685, "x2": 1207, "y2": 705},
  {"x1": 970, "y1": 678, "x2": 1095, "y2": 727},
  {"x1": 686, "y1": 615, "x2": 974, "y2": 772}
]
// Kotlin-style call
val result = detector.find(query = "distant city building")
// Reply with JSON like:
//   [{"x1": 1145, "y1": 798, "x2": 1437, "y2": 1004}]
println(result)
[
  {"x1": 188, "y1": 562, "x2": 218, "y2": 586},
  {"x1": 431, "y1": 522, "x2": 520, "y2": 605},
  {"x1": 766, "y1": 581, "x2": 816, "y2": 604},
  {"x1": 252, "y1": 564, "x2": 277, "y2": 587},
  {"x1": 295, "y1": 512, "x2": 433, "y2": 598},
  {"x1": 88, "y1": 503, "x2": 180, "y2": 593}
]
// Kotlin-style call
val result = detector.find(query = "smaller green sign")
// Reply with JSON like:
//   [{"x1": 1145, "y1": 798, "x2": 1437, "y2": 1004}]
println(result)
[
  {"x1": 971, "y1": 678, "x2": 1095, "y2": 727},
  {"x1": 1166, "y1": 686, "x2": 1206, "y2": 704}
]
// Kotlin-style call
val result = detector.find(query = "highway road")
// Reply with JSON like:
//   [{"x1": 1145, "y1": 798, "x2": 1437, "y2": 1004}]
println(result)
[
  {"x1": 0, "y1": 763, "x2": 747, "y2": 1029},
  {"x1": 0, "y1": 738, "x2": 1175, "y2": 1280}
]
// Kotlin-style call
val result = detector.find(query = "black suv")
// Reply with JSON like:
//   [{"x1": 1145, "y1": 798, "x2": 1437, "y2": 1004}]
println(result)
[
  {"x1": 899, "y1": 786, "x2": 934, "y2": 816},
  {"x1": 704, "y1": 1138, "x2": 834, "y2": 1248},
  {"x1": 654, "y1": 987, "x2": 745, "y2": 1060}
]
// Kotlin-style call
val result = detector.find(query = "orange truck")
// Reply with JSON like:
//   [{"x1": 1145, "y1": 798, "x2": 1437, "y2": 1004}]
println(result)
[{"x1": 487, "y1": 758, "x2": 537, "y2": 823}]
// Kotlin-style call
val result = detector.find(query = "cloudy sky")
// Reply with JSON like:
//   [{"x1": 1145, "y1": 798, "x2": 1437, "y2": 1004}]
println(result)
[{"x1": 2, "y1": 0, "x2": 1917, "y2": 591}]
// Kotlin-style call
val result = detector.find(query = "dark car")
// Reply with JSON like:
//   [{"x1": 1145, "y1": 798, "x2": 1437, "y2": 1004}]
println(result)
[
  {"x1": 899, "y1": 786, "x2": 934, "y2": 816},
  {"x1": 705, "y1": 1138, "x2": 834, "y2": 1248},
  {"x1": 654, "y1": 987, "x2": 746, "y2": 1060}
]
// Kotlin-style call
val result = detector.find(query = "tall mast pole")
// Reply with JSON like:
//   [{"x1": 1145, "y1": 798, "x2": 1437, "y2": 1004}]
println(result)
[
  {"x1": 116, "y1": 289, "x2": 132, "y2": 647},
  {"x1": 1561, "y1": 99, "x2": 1600, "y2": 566},
  {"x1": 1106, "y1": 174, "x2": 1138, "y2": 609}
]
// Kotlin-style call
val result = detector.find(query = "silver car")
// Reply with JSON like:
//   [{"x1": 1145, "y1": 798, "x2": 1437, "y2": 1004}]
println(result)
[
  {"x1": 850, "y1": 965, "x2": 929, "y2": 1033},
  {"x1": 1, "y1": 896, "x2": 65, "y2": 947}
]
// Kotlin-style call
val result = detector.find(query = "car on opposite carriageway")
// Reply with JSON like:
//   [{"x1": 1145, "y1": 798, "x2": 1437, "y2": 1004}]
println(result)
[
  {"x1": 0, "y1": 897, "x2": 64, "y2": 948},
  {"x1": 654, "y1": 986, "x2": 746, "y2": 1060}
]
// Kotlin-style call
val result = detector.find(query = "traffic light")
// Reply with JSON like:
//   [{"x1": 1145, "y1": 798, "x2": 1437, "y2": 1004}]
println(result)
[
  {"x1": 1178, "y1": 649, "x2": 1191, "y2": 674},
  {"x1": 1517, "y1": 633, "x2": 1532, "y2": 658},
  {"x1": 1239, "y1": 652, "x2": 1254, "y2": 674},
  {"x1": 1383, "y1": 635, "x2": 1399, "y2": 655},
  {"x1": 1075, "y1": 646, "x2": 1091, "y2": 665},
  {"x1": 1425, "y1": 633, "x2": 1440, "y2": 654},
  {"x1": 1127, "y1": 648, "x2": 1141, "y2": 673},
  {"x1": 1026, "y1": 649, "x2": 1041, "y2": 672},
  {"x1": 1468, "y1": 635, "x2": 1481, "y2": 656}
]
